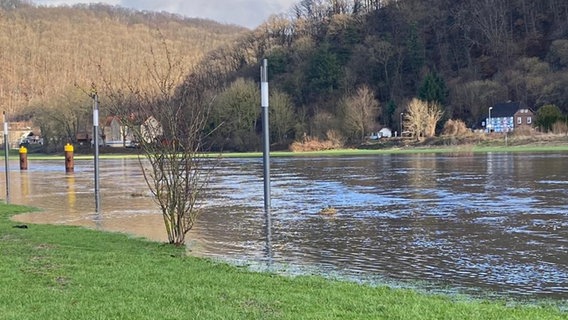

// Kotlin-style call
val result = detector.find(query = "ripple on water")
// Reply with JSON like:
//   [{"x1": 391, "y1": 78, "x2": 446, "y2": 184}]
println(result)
[{"x1": 8, "y1": 156, "x2": 568, "y2": 301}]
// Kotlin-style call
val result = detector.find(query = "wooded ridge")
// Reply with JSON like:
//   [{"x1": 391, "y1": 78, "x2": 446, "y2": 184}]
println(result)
[
  {"x1": 2, "y1": 0, "x2": 568, "y2": 152},
  {"x1": 183, "y1": 0, "x2": 568, "y2": 151}
]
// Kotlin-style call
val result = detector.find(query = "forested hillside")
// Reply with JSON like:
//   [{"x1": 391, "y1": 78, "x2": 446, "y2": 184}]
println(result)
[
  {"x1": 3, "y1": 0, "x2": 568, "y2": 152},
  {"x1": 0, "y1": 0, "x2": 245, "y2": 118},
  {"x1": 183, "y1": 0, "x2": 568, "y2": 151}
]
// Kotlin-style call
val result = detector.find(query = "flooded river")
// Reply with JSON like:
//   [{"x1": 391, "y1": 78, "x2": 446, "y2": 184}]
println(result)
[{"x1": 7, "y1": 153, "x2": 568, "y2": 300}]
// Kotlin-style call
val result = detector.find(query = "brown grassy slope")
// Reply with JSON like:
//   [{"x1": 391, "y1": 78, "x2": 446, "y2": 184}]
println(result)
[{"x1": 0, "y1": 3, "x2": 246, "y2": 116}]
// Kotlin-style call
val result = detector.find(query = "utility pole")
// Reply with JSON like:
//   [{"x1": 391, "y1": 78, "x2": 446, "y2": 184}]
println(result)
[
  {"x1": 400, "y1": 112, "x2": 404, "y2": 137},
  {"x1": 92, "y1": 91, "x2": 101, "y2": 212},
  {"x1": 260, "y1": 59, "x2": 272, "y2": 263},
  {"x1": 3, "y1": 111, "x2": 9, "y2": 203},
  {"x1": 261, "y1": 59, "x2": 271, "y2": 209}
]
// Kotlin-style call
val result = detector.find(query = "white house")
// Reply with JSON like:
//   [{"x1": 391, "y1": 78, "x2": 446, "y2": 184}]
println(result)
[
  {"x1": 140, "y1": 116, "x2": 163, "y2": 143},
  {"x1": 378, "y1": 128, "x2": 393, "y2": 138},
  {"x1": 368, "y1": 128, "x2": 393, "y2": 140},
  {"x1": 103, "y1": 116, "x2": 132, "y2": 147},
  {"x1": 486, "y1": 101, "x2": 533, "y2": 133}
]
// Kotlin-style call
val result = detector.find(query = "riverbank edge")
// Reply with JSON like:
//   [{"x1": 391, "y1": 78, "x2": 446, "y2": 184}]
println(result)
[
  {"x1": 1, "y1": 203, "x2": 565, "y2": 319},
  {"x1": 9, "y1": 143, "x2": 568, "y2": 161}
]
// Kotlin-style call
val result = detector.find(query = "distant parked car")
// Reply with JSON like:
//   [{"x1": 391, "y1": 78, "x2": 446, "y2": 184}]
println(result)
[
  {"x1": 368, "y1": 133, "x2": 380, "y2": 140},
  {"x1": 126, "y1": 141, "x2": 140, "y2": 149}
]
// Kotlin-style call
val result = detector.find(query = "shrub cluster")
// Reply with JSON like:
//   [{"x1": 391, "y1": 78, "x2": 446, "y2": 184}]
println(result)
[
  {"x1": 289, "y1": 130, "x2": 344, "y2": 152},
  {"x1": 442, "y1": 119, "x2": 470, "y2": 137}
]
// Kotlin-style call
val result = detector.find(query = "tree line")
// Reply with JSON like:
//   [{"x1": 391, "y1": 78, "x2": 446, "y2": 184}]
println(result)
[
  {"x1": 179, "y1": 0, "x2": 568, "y2": 150},
  {"x1": 3, "y1": 0, "x2": 568, "y2": 152}
]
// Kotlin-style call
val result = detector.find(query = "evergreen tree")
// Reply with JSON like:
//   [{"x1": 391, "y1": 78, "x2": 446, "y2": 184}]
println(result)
[
  {"x1": 404, "y1": 24, "x2": 425, "y2": 79},
  {"x1": 536, "y1": 104, "x2": 563, "y2": 132},
  {"x1": 384, "y1": 100, "x2": 397, "y2": 128},
  {"x1": 419, "y1": 72, "x2": 448, "y2": 106},
  {"x1": 307, "y1": 43, "x2": 342, "y2": 96}
]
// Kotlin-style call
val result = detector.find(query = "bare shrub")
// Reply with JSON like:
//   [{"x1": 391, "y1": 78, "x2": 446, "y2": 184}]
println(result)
[
  {"x1": 513, "y1": 126, "x2": 534, "y2": 136},
  {"x1": 100, "y1": 40, "x2": 214, "y2": 246},
  {"x1": 325, "y1": 129, "x2": 345, "y2": 147},
  {"x1": 552, "y1": 120, "x2": 568, "y2": 134},
  {"x1": 312, "y1": 110, "x2": 338, "y2": 139},
  {"x1": 289, "y1": 130, "x2": 344, "y2": 152},
  {"x1": 442, "y1": 119, "x2": 470, "y2": 136}
]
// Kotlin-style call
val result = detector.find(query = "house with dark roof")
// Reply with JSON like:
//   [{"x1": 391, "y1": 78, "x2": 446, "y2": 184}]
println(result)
[{"x1": 486, "y1": 102, "x2": 534, "y2": 133}]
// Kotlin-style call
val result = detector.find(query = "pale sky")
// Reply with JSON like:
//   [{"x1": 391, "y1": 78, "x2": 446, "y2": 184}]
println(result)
[{"x1": 32, "y1": 0, "x2": 297, "y2": 29}]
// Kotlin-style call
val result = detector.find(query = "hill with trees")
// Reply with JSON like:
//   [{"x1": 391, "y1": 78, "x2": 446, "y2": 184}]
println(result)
[
  {"x1": 180, "y1": 0, "x2": 568, "y2": 151},
  {"x1": 0, "y1": 0, "x2": 245, "y2": 132},
  {"x1": 3, "y1": 0, "x2": 568, "y2": 152}
]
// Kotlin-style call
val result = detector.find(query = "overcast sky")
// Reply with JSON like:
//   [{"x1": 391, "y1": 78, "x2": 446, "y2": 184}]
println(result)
[{"x1": 32, "y1": 0, "x2": 297, "y2": 29}]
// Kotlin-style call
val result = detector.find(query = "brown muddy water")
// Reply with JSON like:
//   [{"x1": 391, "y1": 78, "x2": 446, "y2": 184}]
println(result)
[{"x1": 6, "y1": 153, "x2": 568, "y2": 300}]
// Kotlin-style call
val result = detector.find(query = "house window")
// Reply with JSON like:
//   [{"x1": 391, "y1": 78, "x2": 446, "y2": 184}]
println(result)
[
  {"x1": 517, "y1": 117, "x2": 522, "y2": 125},
  {"x1": 527, "y1": 117, "x2": 532, "y2": 124}
]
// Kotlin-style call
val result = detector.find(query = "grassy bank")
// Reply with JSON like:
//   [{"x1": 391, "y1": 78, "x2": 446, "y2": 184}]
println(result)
[
  {"x1": 217, "y1": 144, "x2": 568, "y2": 158},
  {"x1": 1, "y1": 204, "x2": 565, "y2": 319}
]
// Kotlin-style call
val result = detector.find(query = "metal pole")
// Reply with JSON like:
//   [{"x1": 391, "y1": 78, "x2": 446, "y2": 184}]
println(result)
[
  {"x1": 261, "y1": 59, "x2": 271, "y2": 209},
  {"x1": 400, "y1": 112, "x2": 404, "y2": 137},
  {"x1": 93, "y1": 93, "x2": 101, "y2": 212},
  {"x1": 3, "y1": 112, "x2": 9, "y2": 203},
  {"x1": 260, "y1": 59, "x2": 272, "y2": 263},
  {"x1": 488, "y1": 107, "x2": 493, "y2": 133}
]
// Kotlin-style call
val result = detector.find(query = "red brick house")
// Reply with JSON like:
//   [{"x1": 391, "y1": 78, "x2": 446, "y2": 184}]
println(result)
[{"x1": 513, "y1": 108, "x2": 534, "y2": 131}]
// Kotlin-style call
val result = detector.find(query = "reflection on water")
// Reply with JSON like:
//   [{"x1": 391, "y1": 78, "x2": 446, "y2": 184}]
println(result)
[{"x1": 6, "y1": 154, "x2": 568, "y2": 300}]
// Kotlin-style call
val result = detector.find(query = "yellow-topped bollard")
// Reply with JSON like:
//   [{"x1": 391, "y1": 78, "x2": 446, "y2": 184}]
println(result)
[
  {"x1": 64, "y1": 143, "x2": 74, "y2": 173},
  {"x1": 19, "y1": 146, "x2": 28, "y2": 170}
]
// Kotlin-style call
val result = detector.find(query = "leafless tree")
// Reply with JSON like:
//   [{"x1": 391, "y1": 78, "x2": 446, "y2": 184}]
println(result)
[
  {"x1": 404, "y1": 98, "x2": 443, "y2": 140},
  {"x1": 341, "y1": 85, "x2": 380, "y2": 141},
  {"x1": 101, "y1": 39, "x2": 215, "y2": 245}
]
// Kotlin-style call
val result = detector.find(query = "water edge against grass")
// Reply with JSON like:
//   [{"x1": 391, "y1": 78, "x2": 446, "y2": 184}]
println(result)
[{"x1": 7, "y1": 153, "x2": 568, "y2": 305}]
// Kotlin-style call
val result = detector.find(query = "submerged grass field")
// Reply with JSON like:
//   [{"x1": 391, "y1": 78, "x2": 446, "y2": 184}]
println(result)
[
  {"x1": 7, "y1": 134, "x2": 568, "y2": 161},
  {"x1": 1, "y1": 204, "x2": 565, "y2": 319},
  {"x1": 213, "y1": 144, "x2": 568, "y2": 158}
]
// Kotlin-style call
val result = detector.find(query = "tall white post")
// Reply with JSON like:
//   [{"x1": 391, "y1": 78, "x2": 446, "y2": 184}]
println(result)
[
  {"x1": 261, "y1": 59, "x2": 270, "y2": 209},
  {"x1": 488, "y1": 107, "x2": 493, "y2": 133},
  {"x1": 3, "y1": 112, "x2": 9, "y2": 203},
  {"x1": 93, "y1": 93, "x2": 101, "y2": 212},
  {"x1": 260, "y1": 59, "x2": 272, "y2": 263}
]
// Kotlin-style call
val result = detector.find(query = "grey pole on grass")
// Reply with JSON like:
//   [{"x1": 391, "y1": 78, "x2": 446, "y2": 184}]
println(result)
[
  {"x1": 3, "y1": 111, "x2": 9, "y2": 203},
  {"x1": 260, "y1": 59, "x2": 272, "y2": 262},
  {"x1": 93, "y1": 92, "x2": 101, "y2": 213}
]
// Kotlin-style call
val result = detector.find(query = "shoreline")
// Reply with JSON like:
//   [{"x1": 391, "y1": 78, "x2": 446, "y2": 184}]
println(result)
[
  {"x1": 2, "y1": 203, "x2": 566, "y2": 319},
  {"x1": 7, "y1": 132, "x2": 568, "y2": 160}
]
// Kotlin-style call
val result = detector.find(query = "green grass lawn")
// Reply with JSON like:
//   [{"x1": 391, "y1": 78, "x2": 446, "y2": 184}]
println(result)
[{"x1": 1, "y1": 204, "x2": 565, "y2": 319}]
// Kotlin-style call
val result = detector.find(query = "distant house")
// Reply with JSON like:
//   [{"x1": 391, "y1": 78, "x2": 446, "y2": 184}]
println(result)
[
  {"x1": 76, "y1": 131, "x2": 92, "y2": 145},
  {"x1": 368, "y1": 128, "x2": 393, "y2": 140},
  {"x1": 379, "y1": 128, "x2": 393, "y2": 138},
  {"x1": 486, "y1": 102, "x2": 534, "y2": 133},
  {"x1": 514, "y1": 108, "x2": 534, "y2": 131},
  {"x1": 7, "y1": 121, "x2": 42, "y2": 148},
  {"x1": 140, "y1": 116, "x2": 163, "y2": 143},
  {"x1": 100, "y1": 115, "x2": 163, "y2": 146},
  {"x1": 103, "y1": 116, "x2": 132, "y2": 147}
]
